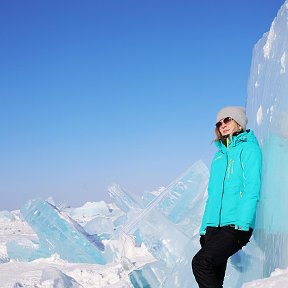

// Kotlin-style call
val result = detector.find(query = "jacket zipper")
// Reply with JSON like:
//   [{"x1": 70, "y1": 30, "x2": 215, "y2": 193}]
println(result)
[{"x1": 219, "y1": 138, "x2": 229, "y2": 227}]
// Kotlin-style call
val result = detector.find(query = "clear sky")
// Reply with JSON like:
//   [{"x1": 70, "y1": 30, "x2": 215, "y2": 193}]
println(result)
[{"x1": 0, "y1": 0, "x2": 285, "y2": 210}]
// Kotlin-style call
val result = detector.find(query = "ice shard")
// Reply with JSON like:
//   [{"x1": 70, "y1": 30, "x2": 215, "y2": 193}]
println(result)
[
  {"x1": 124, "y1": 160, "x2": 209, "y2": 234},
  {"x1": 6, "y1": 237, "x2": 51, "y2": 261},
  {"x1": 9, "y1": 199, "x2": 107, "y2": 264},
  {"x1": 67, "y1": 201, "x2": 112, "y2": 220},
  {"x1": 41, "y1": 267, "x2": 82, "y2": 287},
  {"x1": 126, "y1": 160, "x2": 209, "y2": 287},
  {"x1": 108, "y1": 184, "x2": 147, "y2": 242},
  {"x1": 108, "y1": 183, "x2": 144, "y2": 213},
  {"x1": 84, "y1": 216, "x2": 115, "y2": 240}
]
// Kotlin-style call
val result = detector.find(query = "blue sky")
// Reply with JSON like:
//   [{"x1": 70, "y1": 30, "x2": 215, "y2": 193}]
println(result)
[{"x1": 0, "y1": 0, "x2": 285, "y2": 210}]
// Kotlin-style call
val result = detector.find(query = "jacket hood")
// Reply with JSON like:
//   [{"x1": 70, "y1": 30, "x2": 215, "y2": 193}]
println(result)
[{"x1": 215, "y1": 129, "x2": 258, "y2": 151}]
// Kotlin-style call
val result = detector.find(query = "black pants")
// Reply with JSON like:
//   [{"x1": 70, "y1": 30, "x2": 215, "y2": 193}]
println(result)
[{"x1": 192, "y1": 226, "x2": 253, "y2": 288}]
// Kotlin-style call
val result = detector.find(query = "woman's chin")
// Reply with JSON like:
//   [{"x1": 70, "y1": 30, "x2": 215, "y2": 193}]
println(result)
[{"x1": 221, "y1": 131, "x2": 230, "y2": 136}]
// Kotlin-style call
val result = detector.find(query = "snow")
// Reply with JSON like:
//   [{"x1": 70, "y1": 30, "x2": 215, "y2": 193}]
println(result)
[
  {"x1": 0, "y1": 205, "x2": 261, "y2": 288},
  {"x1": 280, "y1": 51, "x2": 286, "y2": 74},
  {"x1": 0, "y1": 213, "x2": 153, "y2": 287},
  {"x1": 263, "y1": 21, "x2": 276, "y2": 59},
  {"x1": 256, "y1": 105, "x2": 263, "y2": 125},
  {"x1": 243, "y1": 268, "x2": 288, "y2": 288}
]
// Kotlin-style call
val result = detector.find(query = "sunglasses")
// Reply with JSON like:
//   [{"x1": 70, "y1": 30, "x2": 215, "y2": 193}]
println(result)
[{"x1": 216, "y1": 117, "x2": 233, "y2": 129}]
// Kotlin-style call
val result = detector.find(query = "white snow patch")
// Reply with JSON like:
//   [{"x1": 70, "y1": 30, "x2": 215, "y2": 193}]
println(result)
[
  {"x1": 0, "y1": 206, "x2": 153, "y2": 288},
  {"x1": 280, "y1": 52, "x2": 287, "y2": 74},
  {"x1": 257, "y1": 63, "x2": 262, "y2": 77},
  {"x1": 242, "y1": 267, "x2": 288, "y2": 288},
  {"x1": 256, "y1": 105, "x2": 263, "y2": 125},
  {"x1": 263, "y1": 21, "x2": 276, "y2": 59},
  {"x1": 269, "y1": 105, "x2": 274, "y2": 122}
]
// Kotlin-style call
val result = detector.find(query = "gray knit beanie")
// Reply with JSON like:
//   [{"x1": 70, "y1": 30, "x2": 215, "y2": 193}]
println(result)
[{"x1": 216, "y1": 106, "x2": 248, "y2": 130}]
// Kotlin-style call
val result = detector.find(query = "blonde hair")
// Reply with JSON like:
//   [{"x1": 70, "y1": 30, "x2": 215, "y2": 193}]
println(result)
[
  {"x1": 214, "y1": 127, "x2": 221, "y2": 142},
  {"x1": 214, "y1": 123, "x2": 244, "y2": 142}
]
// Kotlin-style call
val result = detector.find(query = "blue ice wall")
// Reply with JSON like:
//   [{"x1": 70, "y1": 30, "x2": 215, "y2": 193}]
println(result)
[
  {"x1": 14, "y1": 199, "x2": 106, "y2": 264},
  {"x1": 245, "y1": 0, "x2": 288, "y2": 279}
]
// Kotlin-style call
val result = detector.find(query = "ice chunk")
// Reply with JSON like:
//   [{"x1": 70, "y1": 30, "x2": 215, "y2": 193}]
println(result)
[
  {"x1": 157, "y1": 161, "x2": 209, "y2": 225},
  {"x1": 17, "y1": 199, "x2": 106, "y2": 264},
  {"x1": 108, "y1": 184, "x2": 146, "y2": 241},
  {"x1": 123, "y1": 160, "x2": 209, "y2": 236},
  {"x1": 141, "y1": 187, "x2": 164, "y2": 206},
  {"x1": 68, "y1": 201, "x2": 111, "y2": 220},
  {"x1": 6, "y1": 238, "x2": 51, "y2": 261},
  {"x1": 113, "y1": 214, "x2": 128, "y2": 228},
  {"x1": 108, "y1": 184, "x2": 144, "y2": 213},
  {"x1": 245, "y1": 0, "x2": 288, "y2": 281},
  {"x1": 125, "y1": 160, "x2": 209, "y2": 287},
  {"x1": 40, "y1": 267, "x2": 82, "y2": 287},
  {"x1": 134, "y1": 209, "x2": 191, "y2": 266},
  {"x1": 84, "y1": 216, "x2": 115, "y2": 239},
  {"x1": 129, "y1": 235, "x2": 201, "y2": 287},
  {"x1": 129, "y1": 261, "x2": 165, "y2": 288}
]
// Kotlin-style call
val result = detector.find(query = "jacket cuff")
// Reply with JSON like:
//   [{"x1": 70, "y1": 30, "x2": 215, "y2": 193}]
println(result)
[
  {"x1": 235, "y1": 225, "x2": 249, "y2": 231},
  {"x1": 200, "y1": 229, "x2": 206, "y2": 235}
]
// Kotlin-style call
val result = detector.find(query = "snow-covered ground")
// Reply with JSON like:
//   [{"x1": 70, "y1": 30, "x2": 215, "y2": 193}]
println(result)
[
  {"x1": 0, "y1": 207, "x2": 154, "y2": 288},
  {"x1": 1, "y1": 205, "x2": 288, "y2": 287},
  {"x1": 243, "y1": 268, "x2": 288, "y2": 288}
]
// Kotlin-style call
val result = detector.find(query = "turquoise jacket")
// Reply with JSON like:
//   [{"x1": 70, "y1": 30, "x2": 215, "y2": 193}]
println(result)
[{"x1": 200, "y1": 130, "x2": 262, "y2": 235}]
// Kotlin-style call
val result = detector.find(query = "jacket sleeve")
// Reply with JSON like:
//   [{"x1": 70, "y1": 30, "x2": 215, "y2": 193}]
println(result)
[
  {"x1": 199, "y1": 197, "x2": 209, "y2": 235},
  {"x1": 238, "y1": 142, "x2": 262, "y2": 230}
]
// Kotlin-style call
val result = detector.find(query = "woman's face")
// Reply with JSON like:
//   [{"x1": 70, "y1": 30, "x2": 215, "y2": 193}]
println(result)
[{"x1": 218, "y1": 118, "x2": 241, "y2": 136}]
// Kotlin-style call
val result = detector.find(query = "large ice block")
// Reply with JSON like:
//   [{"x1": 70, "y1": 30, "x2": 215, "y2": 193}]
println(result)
[
  {"x1": 15, "y1": 199, "x2": 106, "y2": 264},
  {"x1": 158, "y1": 160, "x2": 209, "y2": 226},
  {"x1": 245, "y1": 0, "x2": 288, "y2": 280},
  {"x1": 129, "y1": 261, "x2": 167, "y2": 288},
  {"x1": 126, "y1": 160, "x2": 209, "y2": 287},
  {"x1": 108, "y1": 184, "x2": 147, "y2": 242},
  {"x1": 6, "y1": 237, "x2": 51, "y2": 261},
  {"x1": 124, "y1": 160, "x2": 209, "y2": 235}
]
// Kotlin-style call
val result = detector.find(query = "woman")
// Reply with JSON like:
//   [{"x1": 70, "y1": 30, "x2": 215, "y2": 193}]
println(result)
[{"x1": 192, "y1": 106, "x2": 262, "y2": 288}]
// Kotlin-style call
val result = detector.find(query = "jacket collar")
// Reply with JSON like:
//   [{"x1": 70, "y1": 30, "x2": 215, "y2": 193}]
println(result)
[{"x1": 215, "y1": 129, "x2": 253, "y2": 151}]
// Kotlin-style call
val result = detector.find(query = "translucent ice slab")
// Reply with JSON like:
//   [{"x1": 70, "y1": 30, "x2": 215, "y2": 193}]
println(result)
[
  {"x1": 108, "y1": 183, "x2": 144, "y2": 213},
  {"x1": 123, "y1": 160, "x2": 209, "y2": 235},
  {"x1": 6, "y1": 238, "x2": 50, "y2": 261},
  {"x1": 17, "y1": 199, "x2": 106, "y2": 264},
  {"x1": 126, "y1": 161, "x2": 209, "y2": 287}
]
